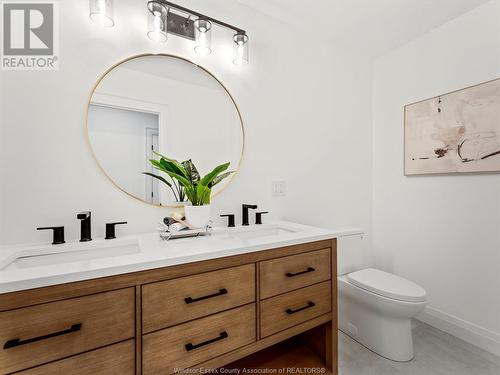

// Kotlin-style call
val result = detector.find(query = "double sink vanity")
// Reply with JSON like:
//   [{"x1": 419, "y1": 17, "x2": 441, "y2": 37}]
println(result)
[
  {"x1": 0, "y1": 222, "x2": 353, "y2": 374},
  {"x1": 0, "y1": 53, "x2": 354, "y2": 374}
]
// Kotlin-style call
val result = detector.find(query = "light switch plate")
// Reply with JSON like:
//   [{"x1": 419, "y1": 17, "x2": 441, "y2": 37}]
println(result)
[{"x1": 272, "y1": 180, "x2": 286, "y2": 196}]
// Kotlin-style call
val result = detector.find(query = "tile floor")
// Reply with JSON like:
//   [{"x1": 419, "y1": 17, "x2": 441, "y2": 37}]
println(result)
[
  {"x1": 228, "y1": 321, "x2": 500, "y2": 375},
  {"x1": 339, "y1": 321, "x2": 500, "y2": 375}
]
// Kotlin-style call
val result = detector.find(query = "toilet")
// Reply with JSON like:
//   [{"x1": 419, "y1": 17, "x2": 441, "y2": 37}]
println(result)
[{"x1": 337, "y1": 234, "x2": 427, "y2": 362}]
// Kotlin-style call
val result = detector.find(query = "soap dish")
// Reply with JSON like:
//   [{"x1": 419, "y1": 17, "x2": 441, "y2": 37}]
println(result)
[{"x1": 159, "y1": 223, "x2": 212, "y2": 241}]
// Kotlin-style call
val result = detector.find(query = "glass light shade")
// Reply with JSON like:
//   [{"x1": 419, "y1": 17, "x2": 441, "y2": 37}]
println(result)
[
  {"x1": 147, "y1": 1, "x2": 168, "y2": 43},
  {"x1": 194, "y1": 19, "x2": 212, "y2": 55},
  {"x1": 233, "y1": 32, "x2": 249, "y2": 65},
  {"x1": 89, "y1": 0, "x2": 114, "y2": 27}
]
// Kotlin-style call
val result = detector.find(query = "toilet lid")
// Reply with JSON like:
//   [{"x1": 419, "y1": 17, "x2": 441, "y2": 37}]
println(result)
[{"x1": 347, "y1": 268, "x2": 426, "y2": 302}]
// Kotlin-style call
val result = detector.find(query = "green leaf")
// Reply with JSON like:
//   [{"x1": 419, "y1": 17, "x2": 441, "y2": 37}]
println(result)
[
  {"x1": 149, "y1": 159, "x2": 165, "y2": 171},
  {"x1": 162, "y1": 169, "x2": 192, "y2": 189},
  {"x1": 208, "y1": 171, "x2": 234, "y2": 188},
  {"x1": 182, "y1": 159, "x2": 200, "y2": 185},
  {"x1": 159, "y1": 158, "x2": 185, "y2": 177},
  {"x1": 153, "y1": 151, "x2": 188, "y2": 178},
  {"x1": 195, "y1": 184, "x2": 211, "y2": 206},
  {"x1": 142, "y1": 172, "x2": 172, "y2": 187},
  {"x1": 199, "y1": 162, "x2": 231, "y2": 187}
]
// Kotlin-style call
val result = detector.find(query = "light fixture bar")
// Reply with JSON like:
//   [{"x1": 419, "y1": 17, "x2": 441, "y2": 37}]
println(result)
[{"x1": 157, "y1": 0, "x2": 246, "y2": 34}]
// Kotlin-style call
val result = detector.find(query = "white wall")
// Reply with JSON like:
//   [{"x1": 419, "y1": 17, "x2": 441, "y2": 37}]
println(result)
[
  {"x1": 372, "y1": 0, "x2": 500, "y2": 355},
  {"x1": 0, "y1": 0, "x2": 372, "y2": 244},
  {"x1": 88, "y1": 105, "x2": 158, "y2": 201}
]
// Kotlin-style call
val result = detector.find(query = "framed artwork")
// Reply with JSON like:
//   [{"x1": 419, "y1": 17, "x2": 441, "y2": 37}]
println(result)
[{"x1": 404, "y1": 78, "x2": 500, "y2": 175}]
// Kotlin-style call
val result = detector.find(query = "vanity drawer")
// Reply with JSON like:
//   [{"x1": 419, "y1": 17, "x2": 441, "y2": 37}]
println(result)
[
  {"x1": 143, "y1": 304, "x2": 256, "y2": 374},
  {"x1": 0, "y1": 288, "x2": 135, "y2": 374},
  {"x1": 259, "y1": 248, "x2": 331, "y2": 299},
  {"x1": 15, "y1": 340, "x2": 135, "y2": 375},
  {"x1": 142, "y1": 264, "x2": 255, "y2": 332},
  {"x1": 260, "y1": 281, "x2": 331, "y2": 338}
]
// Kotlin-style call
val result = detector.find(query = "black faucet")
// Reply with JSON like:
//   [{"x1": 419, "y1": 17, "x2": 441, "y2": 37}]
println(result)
[
  {"x1": 255, "y1": 211, "x2": 269, "y2": 225},
  {"x1": 242, "y1": 204, "x2": 257, "y2": 226},
  {"x1": 77, "y1": 211, "x2": 92, "y2": 242},
  {"x1": 37, "y1": 226, "x2": 65, "y2": 245},
  {"x1": 220, "y1": 214, "x2": 235, "y2": 228},
  {"x1": 105, "y1": 222, "x2": 127, "y2": 239}
]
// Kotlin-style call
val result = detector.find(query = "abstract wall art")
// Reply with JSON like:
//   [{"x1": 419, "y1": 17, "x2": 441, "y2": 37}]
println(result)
[{"x1": 404, "y1": 78, "x2": 500, "y2": 175}]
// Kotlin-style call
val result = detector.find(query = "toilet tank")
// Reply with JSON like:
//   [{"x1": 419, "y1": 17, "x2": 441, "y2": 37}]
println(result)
[{"x1": 337, "y1": 232, "x2": 370, "y2": 276}]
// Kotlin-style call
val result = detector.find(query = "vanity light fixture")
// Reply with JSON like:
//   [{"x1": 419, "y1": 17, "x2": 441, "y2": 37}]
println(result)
[
  {"x1": 194, "y1": 19, "x2": 212, "y2": 56},
  {"x1": 233, "y1": 31, "x2": 249, "y2": 65},
  {"x1": 89, "y1": 0, "x2": 114, "y2": 28},
  {"x1": 147, "y1": 1, "x2": 169, "y2": 43},
  {"x1": 146, "y1": 1, "x2": 248, "y2": 64},
  {"x1": 89, "y1": 0, "x2": 248, "y2": 64}
]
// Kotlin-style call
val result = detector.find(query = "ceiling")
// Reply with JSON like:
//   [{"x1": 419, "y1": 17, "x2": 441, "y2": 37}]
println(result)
[{"x1": 236, "y1": 0, "x2": 491, "y2": 57}]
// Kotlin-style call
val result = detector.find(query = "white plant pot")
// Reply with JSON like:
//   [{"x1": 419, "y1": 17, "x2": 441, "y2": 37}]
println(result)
[{"x1": 184, "y1": 205, "x2": 211, "y2": 228}]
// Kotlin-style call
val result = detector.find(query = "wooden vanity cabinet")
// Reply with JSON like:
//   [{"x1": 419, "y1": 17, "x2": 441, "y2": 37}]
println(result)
[
  {"x1": 0, "y1": 288, "x2": 135, "y2": 374},
  {"x1": 259, "y1": 248, "x2": 331, "y2": 299},
  {"x1": 260, "y1": 281, "x2": 332, "y2": 338},
  {"x1": 143, "y1": 305, "x2": 256, "y2": 373},
  {"x1": 14, "y1": 341, "x2": 136, "y2": 375},
  {"x1": 0, "y1": 239, "x2": 337, "y2": 375},
  {"x1": 142, "y1": 264, "x2": 256, "y2": 332}
]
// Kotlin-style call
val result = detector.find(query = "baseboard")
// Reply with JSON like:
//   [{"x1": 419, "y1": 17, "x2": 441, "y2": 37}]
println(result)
[{"x1": 417, "y1": 306, "x2": 500, "y2": 357}]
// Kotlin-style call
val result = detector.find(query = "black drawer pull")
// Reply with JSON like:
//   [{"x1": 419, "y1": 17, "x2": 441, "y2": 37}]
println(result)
[
  {"x1": 184, "y1": 288, "x2": 228, "y2": 304},
  {"x1": 286, "y1": 267, "x2": 315, "y2": 277},
  {"x1": 3, "y1": 323, "x2": 82, "y2": 350},
  {"x1": 286, "y1": 301, "x2": 316, "y2": 315},
  {"x1": 185, "y1": 331, "x2": 228, "y2": 351}
]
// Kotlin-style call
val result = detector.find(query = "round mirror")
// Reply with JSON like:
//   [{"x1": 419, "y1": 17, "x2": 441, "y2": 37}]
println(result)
[{"x1": 86, "y1": 54, "x2": 244, "y2": 207}]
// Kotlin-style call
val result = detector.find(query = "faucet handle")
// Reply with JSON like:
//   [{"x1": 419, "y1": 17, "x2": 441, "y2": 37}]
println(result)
[
  {"x1": 255, "y1": 212, "x2": 269, "y2": 225},
  {"x1": 77, "y1": 211, "x2": 91, "y2": 220},
  {"x1": 242, "y1": 204, "x2": 258, "y2": 209},
  {"x1": 105, "y1": 222, "x2": 127, "y2": 240},
  {"x1": 220, "y1": 214, "x2": 235, "y2": 228},
  {"x1": 242, "y1": 204, "x2": 258, "y2": 226},
  {"x1": 37, "y1": 226, "x2": 65, "y2": 245}
]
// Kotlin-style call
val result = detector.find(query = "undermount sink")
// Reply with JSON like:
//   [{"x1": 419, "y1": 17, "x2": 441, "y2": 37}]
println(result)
[
  {"x1": 8, "y1": 239, "x2": 141, "y2": 269},
  {"x1": 220, "y1": 226, "x2": 298, "y2": 240},
  {"x1": 1, "y1": 224, "x2": 303, "y2": 271}
]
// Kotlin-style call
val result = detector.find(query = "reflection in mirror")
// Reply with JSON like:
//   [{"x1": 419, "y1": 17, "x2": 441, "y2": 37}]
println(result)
[{"x1": 87, "y1": 54, "x2": 244, "y2": 207}]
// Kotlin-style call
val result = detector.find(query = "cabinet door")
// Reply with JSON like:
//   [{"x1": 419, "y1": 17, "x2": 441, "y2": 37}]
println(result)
[
  {"x1": 261, "y1": 281, "x2": 331, "y2": 338},
  {"x1": 142, "y1": 264, "x2": 255, "y2": 332},
  {"x1": 16, "y1": 340, "x2": 135, "y2": 375},
  {"x1": 260, "y1": 248, "x2": 331, "y2": 298},
  {"x1": 0, "y1": 288, "x2": 135, "y2": 374},
  {"x1": 143, "y1": 304, "x2": 256, "y2": 374}
]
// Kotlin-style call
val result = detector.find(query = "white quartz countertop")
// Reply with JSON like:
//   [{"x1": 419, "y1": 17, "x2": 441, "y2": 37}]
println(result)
[{"x1": 0, "y1": 222, "x2": 363, "y2": 294}]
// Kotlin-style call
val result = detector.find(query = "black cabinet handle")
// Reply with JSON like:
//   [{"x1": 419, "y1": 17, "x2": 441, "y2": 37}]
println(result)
[
  {"x1": 286, "y1": 301, "x2": 315, "y2": 315},
  {"x1": 3, "y1": 323, "x2": 82, "y2": 350},
  {"x1": 185, "y1": 331, "x2": 228, "y2": 351},
  {"x1": 286, "y1": 267, "x2": 315, "y2": 277},
  {"x1": 184, "y1": 288, "x2": 228, "y2": 304}
]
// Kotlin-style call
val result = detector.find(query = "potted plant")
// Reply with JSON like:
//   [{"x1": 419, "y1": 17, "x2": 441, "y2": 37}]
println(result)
[
  {"x1": 143, "y1": 155, "x2": 187, "y2": 203},
  {"x1": 144, "y1": 153, "x2": 233, "y2": 228}
]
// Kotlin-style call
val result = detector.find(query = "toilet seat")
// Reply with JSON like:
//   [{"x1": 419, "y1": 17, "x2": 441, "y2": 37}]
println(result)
[{"x1": 347, "y1": 268, "x2": 426, "y2": 303}]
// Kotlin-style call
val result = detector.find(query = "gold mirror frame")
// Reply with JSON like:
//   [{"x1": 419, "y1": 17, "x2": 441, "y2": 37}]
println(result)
[{"x1": 84, "y1": 53, "x2": 245, "y2": 208}]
